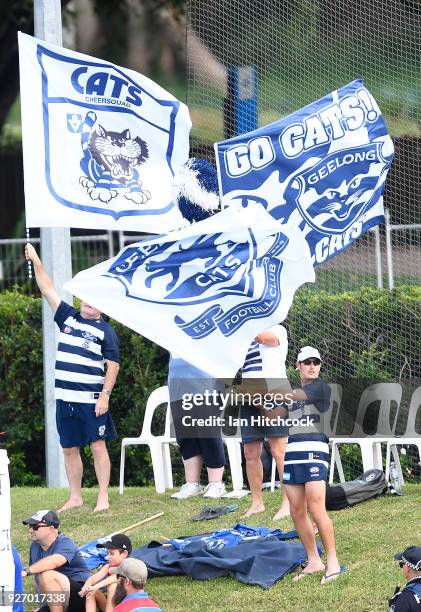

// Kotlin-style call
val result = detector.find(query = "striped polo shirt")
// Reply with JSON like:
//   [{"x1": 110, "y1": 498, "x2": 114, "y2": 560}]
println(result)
[
  {"x1": 54, "y1": 302, "x2": 119, "y2": 404},
  {"x1": 285, "y1": 378, "x2": 331, "y2": 469},
  {"x1": 241, "y1": 324, "x2": 288, "y2": 385}
]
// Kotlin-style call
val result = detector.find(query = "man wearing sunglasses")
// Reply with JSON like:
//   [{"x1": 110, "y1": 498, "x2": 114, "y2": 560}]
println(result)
[
  {"x1": 22, "y1": 510, "x2": 90, "y2": 611},
  {"x1": 282, "y1": 347, "x2": 344, "y2": 585},
  {"x1": 389, "y1": 546, "x2": 421, "y2": 611}
]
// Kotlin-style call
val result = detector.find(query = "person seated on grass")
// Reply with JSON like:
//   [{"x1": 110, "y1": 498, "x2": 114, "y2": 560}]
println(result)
[
  {"x1": 389, "y1": 546, "x2": 421, "y2": 611},
  {"x1": 109, "y1": 558, "x2": 162, "y2": 611},
  {"x1": 22, "y1": 510, "x2": 90, "y2": 612},
  {"x1": 79, "y1": 534, "x2": 132, "y2": 612}
]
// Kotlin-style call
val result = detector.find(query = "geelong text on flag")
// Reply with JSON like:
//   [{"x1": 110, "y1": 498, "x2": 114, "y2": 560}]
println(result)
[
  {"x1": 18, "y1": 32, "x2": 191, "y2": 232},
  {"x1": 214, "y1": 80, "x2": 394, "y2": 266},
  {"x1": 64, "y1": 204, "x2": 314, "y2": 377}
]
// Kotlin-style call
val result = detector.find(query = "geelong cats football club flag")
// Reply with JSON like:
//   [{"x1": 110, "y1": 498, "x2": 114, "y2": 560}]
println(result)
[
  {"x1": 18, "y1": 32, "x2": 191, "y2": 232},
  {"x1": 65, "y1": 204, "x2": 314, "y2": 377},
  {"x1": 215, "y1": 80, "x2": 394, "y2": 266}
]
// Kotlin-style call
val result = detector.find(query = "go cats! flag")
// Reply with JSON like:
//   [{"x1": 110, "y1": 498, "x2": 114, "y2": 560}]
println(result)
[
  {"x1": 65, "y1": 203, "x2": 314, "y2": 378},
  {"x1": 215, "y1": 81, "x2": 394, "y2": 266},
  {"x1": 18, "y1": 32, "x2": 191, "y2": 232}
]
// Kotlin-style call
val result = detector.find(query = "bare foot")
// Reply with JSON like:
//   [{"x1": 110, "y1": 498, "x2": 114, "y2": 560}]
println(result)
[
  {"x1": 94, "y1": 498, "x2": 109, "y2": 513},
  {"x1": 243, "y1": 503, "x2": 265, "y2": 517},
  {"x1": 272, "y1": 507, "x2": 290, "y2": 520},
  {"x1": 293, "y1": 562, "x2": 325, "y2": 581},
  {"x1": 57, "y1": 499, "x2": 83, "y2": 513}
]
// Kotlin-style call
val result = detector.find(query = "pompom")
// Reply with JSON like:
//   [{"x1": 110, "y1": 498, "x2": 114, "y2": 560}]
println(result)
[{"x1": 173, "y1": 158, "x2": 220, "y2": 223}]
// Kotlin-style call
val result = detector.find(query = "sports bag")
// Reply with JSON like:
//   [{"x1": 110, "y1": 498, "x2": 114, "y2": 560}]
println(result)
[{"x1": 326, "y1": 469, "x2": 388, "y2": 510}]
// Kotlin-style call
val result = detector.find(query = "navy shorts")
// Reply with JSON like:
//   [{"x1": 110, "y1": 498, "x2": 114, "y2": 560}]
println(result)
[
  {"x1": 177, "y1": 437, "x2": 225, "y2": 469},
  {"x1": 283, "y1": 462, "x2": 328, "y2": 484},
  {"x1": 56, "y1": 400, "x2": 117, "y2": 448},
  {"x1": 241, "y1": 404, "x2": 288, "y2": 444}
]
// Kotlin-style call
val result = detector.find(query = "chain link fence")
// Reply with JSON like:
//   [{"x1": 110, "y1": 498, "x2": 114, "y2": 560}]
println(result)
[{"x1": 186, "y1": 0, "x2": 421, "y2": 481}]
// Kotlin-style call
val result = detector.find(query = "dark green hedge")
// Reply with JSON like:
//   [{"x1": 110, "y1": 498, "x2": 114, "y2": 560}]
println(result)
[{"x1": 0, "y1": 286, "x2": 419, "y2": 486}]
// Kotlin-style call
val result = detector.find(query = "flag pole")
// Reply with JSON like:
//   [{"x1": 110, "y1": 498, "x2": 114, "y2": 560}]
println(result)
[{"x1": 33, "y1": 0, "x2": 71, "y2": 487}]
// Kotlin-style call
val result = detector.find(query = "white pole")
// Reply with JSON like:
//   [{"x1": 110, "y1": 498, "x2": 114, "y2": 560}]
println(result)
[
  {"x1": 34, "y1": 0, "x2": 70, "y2": 487},
  {"x1": 373, "y1": 225, "x2": 383, "y2": 289},
  {"x1": 385, "y1": 208, "x2": 394, "y2": 290},
  {"x1": 0, "y1": 450, "x2": 14, "y2": 611}
]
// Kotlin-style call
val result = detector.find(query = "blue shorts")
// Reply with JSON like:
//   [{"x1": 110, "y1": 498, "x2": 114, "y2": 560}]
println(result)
[
  {"x1": 241, "y1": 404, "x2": 288, "y2": 444},
  {"x1": 56, "y1": 400, "x2": 117, "y2": 448},
  {"x1": 283, "y1": 462, "x2": 328, "y2": 484}
]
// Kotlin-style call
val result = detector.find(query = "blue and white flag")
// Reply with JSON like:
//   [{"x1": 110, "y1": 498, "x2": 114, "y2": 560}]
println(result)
[
  {"x1": 65, "y1": 204, "x2": 314, "y2": 377},
  {"x1": 215, "y1": 80, "x2": 394, "y2": 266},
  {"x1": 18, "y1": 32, "x2": 190, "y2": 232}
]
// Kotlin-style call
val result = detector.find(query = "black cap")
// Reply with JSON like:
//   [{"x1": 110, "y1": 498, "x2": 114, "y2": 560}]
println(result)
[
  {"x1": 394, "y1": 546, "x2": 421, "y2": 571},
  {"x1": 22, "y1": 510, "x2": 60, "y2": 528},
  {"x1": 96, "y1": 534, "x2": 132, "y2": 553}
]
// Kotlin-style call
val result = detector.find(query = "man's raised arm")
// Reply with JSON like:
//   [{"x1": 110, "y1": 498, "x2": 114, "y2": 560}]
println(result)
[{"x1": 25, "y1": 244, "x2": 61, "y2": 313}]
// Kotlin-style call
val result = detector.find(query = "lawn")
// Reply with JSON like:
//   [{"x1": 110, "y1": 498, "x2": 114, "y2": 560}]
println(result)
[{"x1": 10, "y1": 484, "x2": 421, "y2": 612}]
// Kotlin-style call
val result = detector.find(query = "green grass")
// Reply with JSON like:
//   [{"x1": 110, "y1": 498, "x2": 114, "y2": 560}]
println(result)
[{"x1": 10, "y1": 484, "x2": 421, "y2": 611}]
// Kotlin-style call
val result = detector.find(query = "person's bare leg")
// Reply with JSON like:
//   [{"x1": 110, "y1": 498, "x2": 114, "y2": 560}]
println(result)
[
  {"x1": 285, "y1": 484, "x2": 325, "y2": 578},
  {"x1": 183, "y1": 455, "x2": 203, "y2": 483},
  {"x1": 268, "y1": 437, "x2": 290, "y2": 519},
  {"x1": 90, "y1": 439, "x2": 111, "y2": 512},
  {"x1": 243, "y1": 440, "x2": 265, "y2": 516},
  {"x1": 58, "y1": 447, "x2": 83, "y2": 512},
  {"x1": 207, "y1": 466, "x2": 224, "y2": 482},
  {"x1": 37, "y1": 570, "x2": 70, "y2": 612},
  {"x1": 306, "y1": 481, "x2": 341, "y2": 582}
]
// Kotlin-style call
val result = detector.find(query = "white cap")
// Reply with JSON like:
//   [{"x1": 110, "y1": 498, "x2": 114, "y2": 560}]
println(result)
[{"x1": 297, "y1": 346, "x2": 322, "y2": 362}]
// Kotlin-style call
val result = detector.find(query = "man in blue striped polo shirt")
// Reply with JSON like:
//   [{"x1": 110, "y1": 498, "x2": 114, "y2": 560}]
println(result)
[
  {"x1": 25, "y1": 244, "x2": 120, "y2": 513},
  {"x1": 283, "y1": 346, "x2": 343, "y2": 584}
]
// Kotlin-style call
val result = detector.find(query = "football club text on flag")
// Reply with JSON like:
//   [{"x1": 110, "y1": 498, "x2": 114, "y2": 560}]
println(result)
[{"x1": 65, "y1": 204, "x2": 315, "y2": 378}]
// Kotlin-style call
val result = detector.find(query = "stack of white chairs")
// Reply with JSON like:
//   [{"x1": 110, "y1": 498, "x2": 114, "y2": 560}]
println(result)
[
  {"x1": 329, "y1": 382, "x2": 402, "y2": 483},
  {"x1": 385, "y1": 386, "x2": 421, "y2": 488}
]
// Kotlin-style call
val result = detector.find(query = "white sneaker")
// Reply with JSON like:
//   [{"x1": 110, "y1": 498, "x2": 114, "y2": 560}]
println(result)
[
  {"x1": 171, "y1": 482, "x2": 203, "y2": 499},
  {"x1": 203, "y1": 481, "x2": 227, "y2": 498}
]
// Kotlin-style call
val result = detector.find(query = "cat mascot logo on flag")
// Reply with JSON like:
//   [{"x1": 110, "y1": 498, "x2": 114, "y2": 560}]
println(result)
[{"x1": 284, "y1": 143, "x2": 389, "y2": 235}]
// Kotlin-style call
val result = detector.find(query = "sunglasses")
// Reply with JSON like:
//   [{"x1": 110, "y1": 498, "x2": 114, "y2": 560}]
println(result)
[
  {"x1": 301, "y1": 358, "x2": 321, "y2": 366},
  {"x1": 29, "y1": 524, "x2": 49, "y2": 531}
]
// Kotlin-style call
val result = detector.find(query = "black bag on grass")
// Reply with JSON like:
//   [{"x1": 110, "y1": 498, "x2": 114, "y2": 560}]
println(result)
[{"x1": 326, "y1": 469, "x2": 388, "y2": 510}]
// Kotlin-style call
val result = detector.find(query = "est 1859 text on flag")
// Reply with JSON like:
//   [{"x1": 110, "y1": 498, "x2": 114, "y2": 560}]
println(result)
[
  {"x1": 18, "y1": 32, "x2": 191, "y2": 233},
  {"x1": 65, "y1": 204, "x2": 315, "y2": 378},
  {"x1": 215, "y1": 80, "x2": 394, "y2": 266}
]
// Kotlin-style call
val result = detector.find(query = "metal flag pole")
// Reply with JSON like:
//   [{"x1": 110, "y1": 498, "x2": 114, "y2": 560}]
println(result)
[{"x1": 33, "y1": 0, "x2": 71, "y2": 486}]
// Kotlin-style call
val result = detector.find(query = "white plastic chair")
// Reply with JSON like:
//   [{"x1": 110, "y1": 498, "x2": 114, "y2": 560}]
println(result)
[
  {"x1": 220, "y1": 403, "x2": 244, "y2": 491},
  {"x1": 223, "y1": 437, "x2": 244, "y2": 491},
  {"x1": 385, "y1": 386, "x2": 421, "y2": 487},
  {"x1": 119, "y1": 386, "x2": 176, "y2": 494},
  {"x1": 329, "y1": 382, "x2": 402, "y2": 483}
]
